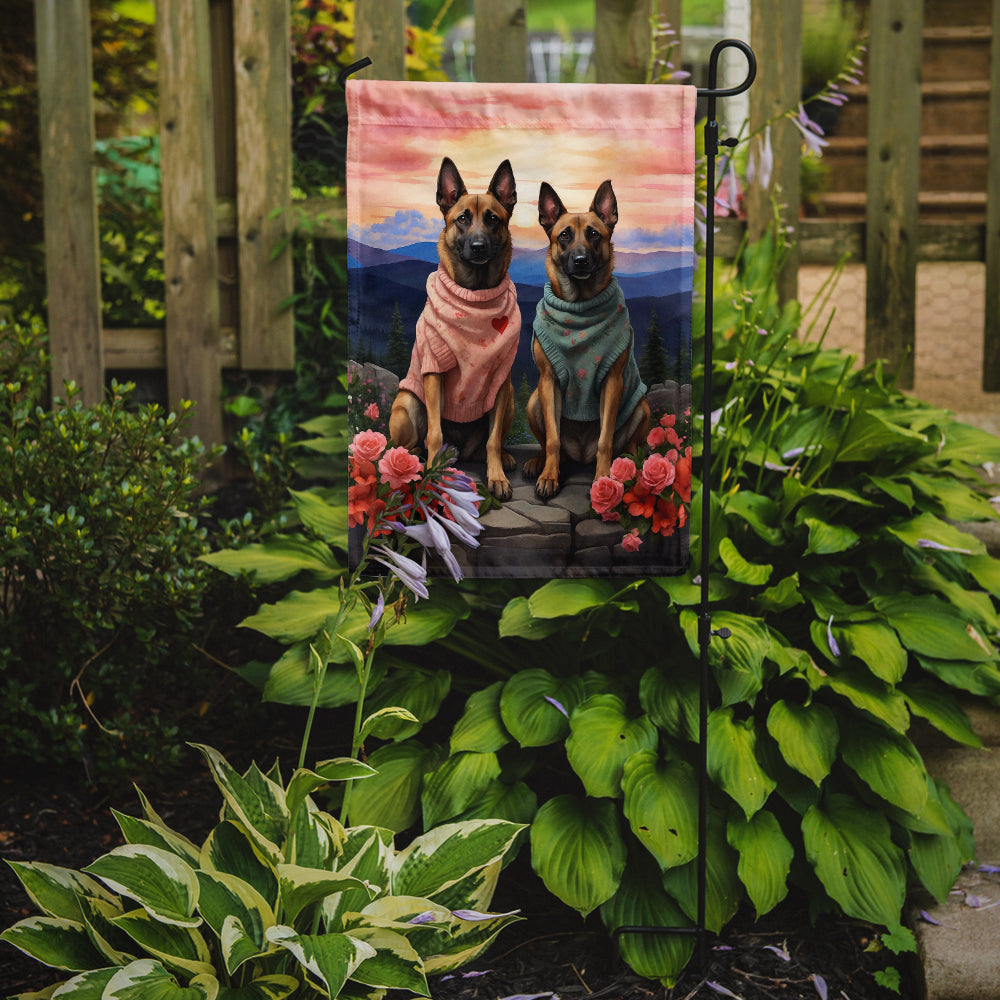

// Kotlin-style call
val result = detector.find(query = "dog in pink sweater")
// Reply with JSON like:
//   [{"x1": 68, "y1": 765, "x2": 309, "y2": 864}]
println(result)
[{"x1": 390, "y1": 158, "x2": 521, "y2": 501}]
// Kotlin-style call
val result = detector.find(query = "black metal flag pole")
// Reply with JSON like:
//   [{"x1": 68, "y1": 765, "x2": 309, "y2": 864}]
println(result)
[{"x1": 612, "y1": 38, "x2": 756, "y2": 971}]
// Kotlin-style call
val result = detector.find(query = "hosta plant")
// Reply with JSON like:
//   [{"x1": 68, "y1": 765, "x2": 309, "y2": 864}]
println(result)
[{"x1": 1, "y1": 744, "x2": 523, "y2": 999}]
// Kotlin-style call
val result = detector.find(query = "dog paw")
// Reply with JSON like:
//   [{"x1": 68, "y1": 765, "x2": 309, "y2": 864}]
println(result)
[
  {"x1": 522, "y1": 454, "x2": 544, "y2": 478},
  {"x1": 489, "y1": 477, "x2": 513, "y2": 502},
  {"x1": 500, "y1": 449, "x2": 516, "y2": 472},
  {"x1": 534, "y1": 475, "x2": 560, "y2": 500}
]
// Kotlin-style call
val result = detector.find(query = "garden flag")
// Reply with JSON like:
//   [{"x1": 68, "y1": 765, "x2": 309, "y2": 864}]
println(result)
[{"x1": 347, "y1": 79, "x2": 696, "y2": 578}]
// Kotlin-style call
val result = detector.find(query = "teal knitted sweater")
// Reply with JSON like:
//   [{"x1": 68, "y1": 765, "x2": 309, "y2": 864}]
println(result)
[{"x1": 532, "y1": 279, "x2": 646, "y2": 426}]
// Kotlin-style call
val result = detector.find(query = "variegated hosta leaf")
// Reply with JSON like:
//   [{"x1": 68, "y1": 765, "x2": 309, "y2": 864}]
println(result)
[
  {"x1": 200, "y1": 822, "x2": 278, "y2": 910},
  {"x1": 344, "y1": 926, "x2": 429, "y2": 995},
  {"x1": 110, "y1": 908, "x2": 214, "y2": 979},
  {"x1": 450, "y1": 681, "x2": 511, "y2": 754},
  {"x1": 421, "y1": 907, "x2": 523, "y2": 975},
  {"x1": 421, "y1": 751, "x2": 502, "y2": 829},
  {"x1": 661, "y1": 810, "x2": 742, "y2": 934},
  {"x1": 195, "y1": 871, "x2": 274, "y2": 974},
  {"x1": 621, "y1": 751, "x2": 699, "y2": 871},
  {"x1": 276, "y1": 865, "x2": 376, "y2": 925},
  {"x1": 423, "y1": 859, "x2": 501, "y2": 916},
  {"x1": 529, "y1": 795, "x2": 626, "y2": 917},
  {"x1": 112, "y1": 811, "x2": 201, "y2": 868},
  {"x1": 0, "y1": 915, "x2": 107, "y2": 971},
  {"x1": 566, "y1": 695, "x2": 658, "y2": 799},
  {"x1": 838, "y1": 718, "x2": 929, "y2": 817},
  {"x1": 191, "y1": 746, "x2": 288, "y2": 864},
  {"x1": 498, "y1": 669, "x2": 585, "y2": 747},
  {"x1": 285, "y1": 761, "x2": 375, "y2": 824},
  {"x1": 323, "y1": 829, "x2": 393, "y2": 931},
  {"x1": 102, "y1": 958, "x2": 218, "y2": 999},
  {"x1": 391, "y1": 820, "x2": 524, "y2": 901},
  {"x1": 265, "y1": 925, "x2": 376, "y2": 998},
  {"x1": 4, "y1": 861, "x2": 118, "y2": 922},
  {"x1": 214, "y1": 974, "x2": 300, "y2": 999},
  {"x1": 44, "y1": 966, "x2": 117, "y2": 997},
  {"x1": 765, "y1": 700, "x2": 838, "y2": 786},
  {"x1": 599, "y1": 853, "x2": 694, "y2": 987},
  {"x1": 83, "y1": 846, "x2": 200, "y2": 928},
  {"x1": 727, "y1": 810, "x2": 793, "y2": 917},
  {"x1": 78, "y1": 894, "x2": 136, "y2": 966},
  {"x1": 288, "y1": 802, "x2": 343, "y2": 871},
  {"x1": 802, "y1": 793, "x2": 906, "y2": 926},
  {"x1": 706, "y1": 707, "x2": 776, "y2": 819}
]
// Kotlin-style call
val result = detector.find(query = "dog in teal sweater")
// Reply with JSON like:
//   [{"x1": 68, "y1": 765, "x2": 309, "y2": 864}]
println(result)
[{"x1": 523, "y1": 180, "x2": 650, "y2": 499}]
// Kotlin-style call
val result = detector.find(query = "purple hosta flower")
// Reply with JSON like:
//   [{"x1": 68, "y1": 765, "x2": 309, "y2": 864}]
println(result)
[
  {"x1": 791, "y1": 104, "x2": 829, "y2": 157},
  {"x1": 496, "y1": 994, "x2": 557, "y2": 1000},
  {"x1": 919, "y1": 909, "x2": 958, "y2": 929},
  {"x1": 394, "y1": 504, "x2": 464, "y2": 582},
  {"x1": 917, "y1": 538, "x2": 973, "y2": 555},
  {"x1": 451, "y1": 908, "x2": 521, "y2": 921},
  {"x1": 435, "y1": 487, "x2": 483, "y2": 541},
  {"x1": 367, "y1": 590, "x2": 385, "y2": 632},
  {"x1": 763, "y1": 944, "x2": 791, "y2": 962},
  {"x1": 544, "y1": 695, "x2": 569, "y2": 718},
  {"x1": 746, "y1": 124, "x2": 774, "y2": 191},
  {"x1": 407, "y1": 911, "x2": 438, "y2": 925},
  {"x1": 812, "y1": 974, "x2": 828, "y2": 1000},
  {"x1": 715, "y1": 157, "x2": 741, "y2": 215},
  {"x1": 370, "y1": 544, "x2": 429, "y2": 600},
  {"x1": 707, "y1": 983, "x2": 742, "y2": 999},
  {"x1": 979, "y1": 864, "x2": 1000, "y2": 874},
  {"x1": 827, "y1": 616, "x2": 842, "y2": 658}
]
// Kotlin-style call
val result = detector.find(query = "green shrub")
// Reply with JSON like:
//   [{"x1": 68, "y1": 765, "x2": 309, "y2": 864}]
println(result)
[
  {"x1": 0, "y1": 317, "x2": 221, "y2": 783},
  {"x1": 1, "y1": 743, "x2": 524, "y2": 998}
]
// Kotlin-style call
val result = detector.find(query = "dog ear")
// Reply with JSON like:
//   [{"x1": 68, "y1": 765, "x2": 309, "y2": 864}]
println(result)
[
  {"x1": 488, "y1": 160, "x2": 517, "y2": 216},
  {"x1": 437, "y1": 158, "x2": 468, "y2": 215},
  {"x1": 538, "y1": 182, "x2": 566, "y2": 235},
  {"x1": 590, "y1": 180, "x2": 618, "y2": 234}
]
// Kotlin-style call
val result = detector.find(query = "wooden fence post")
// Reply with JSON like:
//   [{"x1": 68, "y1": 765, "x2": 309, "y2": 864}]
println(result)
[
  {"x1": 474, "y1": 0, "x2": 527, "y2": 83},
  {"x1": 157, "y1": 0, "x2": 223, "y2": 445},
  {"x1": 355, "y1": 0, "x2": 406, "y2": 80},
  {"x1": 594, "y1": 0, "x2": 654, "y2": 83},
  {"x1": 233, "y1": 0, "x2": 294, "y2": 370},
  {"x1": 864, "y1": 0, "x2": 923, "y2": 389},
  {"x1": 746, "y1": 0, "x2": 801, "y2": 305},
  {"x1": 983, "y1": 0, "x2": 1000, "y2": 390},
  {"x1": 34, "y1": 0, "x2": 104, "y2": 405}
]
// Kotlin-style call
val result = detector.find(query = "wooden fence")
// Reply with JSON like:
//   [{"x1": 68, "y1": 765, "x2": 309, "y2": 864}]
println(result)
[{"x1": 33, "y1": 0, "x2": 1000, "y2": 445}]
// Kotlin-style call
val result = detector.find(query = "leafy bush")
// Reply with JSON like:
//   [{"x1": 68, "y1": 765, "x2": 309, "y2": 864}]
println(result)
[
  {"x1": 0, "y1": 317, "x2": 221, "y2": 783},
  {"x1": 1, "y1": 743, "x2": 524, "y2": 998},
  {"x1": 207, "y1": 231, "x2": 1000, "y2": 985}
]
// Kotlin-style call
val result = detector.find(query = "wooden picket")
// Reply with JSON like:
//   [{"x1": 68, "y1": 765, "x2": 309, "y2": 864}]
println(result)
[{"x1": 30, "y1": 0, "x2": 1000, "y2": 449}]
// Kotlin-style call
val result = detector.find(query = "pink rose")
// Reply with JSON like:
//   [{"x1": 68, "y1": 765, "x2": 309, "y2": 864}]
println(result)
[
  {"x1": 590, "y1": 475, "x2": 624, "y2": 516},
  {"x1": 351, "y1": 429, "x2": 387, "y2": 463},
  {"x1": 641, "y1": 453, "x2": 676, "y2": 494},
  {"x1": 660, "y1": 413, "x2": 676, "y2": 429},
  {"x1": 379, "y1": 446, "x2": 423, "y2": 489},
  {"x1": 610, "y1": 457, "x2": 636, "y2": 482},
  {"x1": 364, "y1": 402, "x2": 379, "y2": 420},
  {"x1": 621, "y1": 529, "x2": 642, "y2": 552},
  {"x1": 647, "y1": 426, "x2": 667, "y2": 449}
]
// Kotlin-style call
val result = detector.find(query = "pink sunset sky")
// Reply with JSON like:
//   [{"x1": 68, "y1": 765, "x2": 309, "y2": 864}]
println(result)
[{"x1": 347, "y1": 80, "x2": 697, "y2": 255}]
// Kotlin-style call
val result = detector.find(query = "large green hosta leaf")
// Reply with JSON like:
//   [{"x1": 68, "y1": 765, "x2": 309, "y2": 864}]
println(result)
[
  {"x1": 621, "y1": 751, "x2": 699, "y2": 872},
  {"x1": 200, "y1": 536, "x2": 342, "y2": 585},
  {"x1": 639, "y1": 666, "x2": 699, "y2": 742},
  {"x1": 718, "y1": 536, "x2": 773, "y2": 585},
  {"x1": 526, "y1": 579, "x2": 625, "y2": 618},
  {"x1": 832, "y1": 621, "x2": 907, "y2": 684},
  {"x1": 566, "y1": 695, "x2": 658, "y2": 798},
  {"x1": 288, "y1": 488, "x2": 349, "y2": 547},
  {"x1": 838, "y1": 718, "x2": 929, "y2": 817},
  {"x1": 707, "y1": 708, "x2": 775, "y2": 819},
  {"x1": 346, "y1": 740, "x2": 442, "y2": 832},
  {"x1": 901, "y1": 680, "x2": 982, "y2": 748},
  {"x1": 421, "y1": 751, "x2": 502, "y2": 828},
  {"x1": 802, "y1": 793, "x2": 906, "y2": 926},
  {"x1": 530, "y1": 795, "x2": 627, "y2": 917},
  {"x1": 599, "y1": 852, "x2": 694, "y2": 987},
  {"x1": 765, "y1": 700, "x2": 838, "y2": 786},
  {"x1": 499, "y1": 670, "x2": 585, "y2": 747},
  {"x1": 680, "y1": 610, "x2": 771, "y2": 706},
  {"x1": 727, "y1": 810, "x2": 793, "y2": 918},
  {"x1": 886, "y1": 511, "x2": 985, "y2": 557},
  {"x1": 450, "y1": 681, "x2": 511, "y2": 754},
  {"x1": 875, "y1": 594, "x2": 996, "y2": 662},
  {"x1": 362, "y1": 667, "x2": 451, "y2": 741}
]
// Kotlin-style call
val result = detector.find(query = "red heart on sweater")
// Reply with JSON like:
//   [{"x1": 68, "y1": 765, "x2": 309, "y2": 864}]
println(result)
[{"x1": 492, "y1": 316, "x2": 509, "y2": 333}]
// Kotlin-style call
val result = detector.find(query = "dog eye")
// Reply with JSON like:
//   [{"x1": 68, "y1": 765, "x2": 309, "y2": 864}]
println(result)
[
  {"x1": 558, "y1": 228, "x2": 572, "y2": 244},
  {"x1": 586, "y1": 226, "x2": 601, "y2": 244},
  {"x1": 484, "y1": 210, "x2": 498, "y2": 226},
  {"x1": 457, "y1": 210, "x2": 471, "y2": 225}
]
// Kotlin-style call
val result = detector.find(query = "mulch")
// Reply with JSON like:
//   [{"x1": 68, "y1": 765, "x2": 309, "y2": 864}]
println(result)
[{"x1": 0, "y1": 742, "x2": 913, "y2": 1000}]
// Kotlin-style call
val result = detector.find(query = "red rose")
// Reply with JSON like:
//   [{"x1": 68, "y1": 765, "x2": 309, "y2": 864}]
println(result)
[
  {"x1": 590, "y1": 475, "x2": 624, "y2": 515},
  {"x1": 379, "y1": 447, "x2": 423, "y2": 490},
  {"x1": 610, "y1": 457, "x2": 636, "y2": 482},
  {"x1": 641, "y1": 453, "x2": 676, "y2": 494},
  {"x1": 621, "y1": 529, "x2": 642, "y2": 552}
]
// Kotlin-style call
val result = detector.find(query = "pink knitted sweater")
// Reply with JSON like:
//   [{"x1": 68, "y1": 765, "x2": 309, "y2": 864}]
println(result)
[{"x1": 399, "y1": 266, "x2": 521, "y2": 422}]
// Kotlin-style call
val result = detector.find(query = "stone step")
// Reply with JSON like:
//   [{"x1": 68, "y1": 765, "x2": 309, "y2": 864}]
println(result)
[{"x1": 821, "y1": 134, "x2": 989, "y2": 194}]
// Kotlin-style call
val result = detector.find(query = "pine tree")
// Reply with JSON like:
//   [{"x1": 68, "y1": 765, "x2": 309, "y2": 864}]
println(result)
[
  {"x1": 638, "y1": 307, "x2": 670, "y2": 386},
  {"x1": 383, "y1": 302, "x2": 412, "y2": 377}
]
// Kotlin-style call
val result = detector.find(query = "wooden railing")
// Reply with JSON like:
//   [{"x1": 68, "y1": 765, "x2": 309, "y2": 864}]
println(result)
[{"x1": 32, "y1": 0, "x2": 1000, "y2": 446}]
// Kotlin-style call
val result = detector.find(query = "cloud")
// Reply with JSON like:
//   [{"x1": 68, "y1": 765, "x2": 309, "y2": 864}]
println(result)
[
  {"x1": 614, "y1": 224, "x2": 691, "y2": 253},
  {"x1": 358, "y1": 209, "x2": 442, "y2": 250}
]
